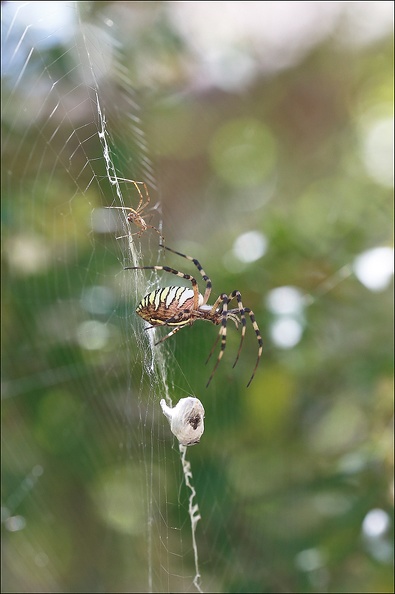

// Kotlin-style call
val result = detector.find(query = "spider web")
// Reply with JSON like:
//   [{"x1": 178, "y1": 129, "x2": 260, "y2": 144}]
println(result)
[
  {"x1": 2, "y1": 3, "x2": 204, "y2": 592},
  {"x1": 95, "y1": 88, "x2": 203, "y2": 593},
  {"x1": 2, "y1": 3, "x2": 394, "y2": 594}
]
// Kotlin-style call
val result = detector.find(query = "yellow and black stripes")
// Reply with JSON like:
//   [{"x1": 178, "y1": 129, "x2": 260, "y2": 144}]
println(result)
[
  {"x1": 124, "y1": 261, "x2": 201, "y2": 310},
  {"x1": 243, "y1": 307, "x2": 263, "y2": 387},
  {"x1": 205, "y1": 290, "x2": 262, "y2": 388},
  {"x1": 136, "y1": 286, "x2": 199, "y2": 327},
  {"x1": 137, "y1": 286, "x2": 193, "y2": 312},
  {"x1": 162, "y1": 246, "x2": 212, "y2": 304},
  {"x1": 125, "y1": 244, "x2": 263, "y2": 387}
]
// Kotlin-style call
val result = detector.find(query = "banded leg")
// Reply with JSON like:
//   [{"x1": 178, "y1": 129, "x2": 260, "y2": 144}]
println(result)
[
  {"x1": 244, "y1": 307, "x2": 263, "y2": 387},
  {"x1": 144, "y1": 323, "x2": 187, "y2": 345},
  {"x1": 163, "y1": 246, "x2": 212, "y2": 305},
  {"x1": 206, "y1": 292, "x2": 262, "y2": 388},
  {"x1": 228, "y1": 291, "x2": 247, "y2": 369},
  {"x1": 205, "y1": 290, "x2": 246, "y2": 387},
  {"x1": 205, "y1": 293, "x2": 229, "y2": 387}
]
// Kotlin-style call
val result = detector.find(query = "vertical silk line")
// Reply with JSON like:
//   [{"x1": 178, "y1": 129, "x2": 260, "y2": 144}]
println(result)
[{"x1": 180, "y1": 444, "x2": 203, "y2": 593}]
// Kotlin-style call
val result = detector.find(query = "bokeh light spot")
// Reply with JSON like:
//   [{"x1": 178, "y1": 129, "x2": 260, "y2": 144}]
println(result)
[
  {"x1": 361, "y1": 116, "x2": 394, "y2": 188},
  {"x1": 362, "y1": 508, "x2": 390, "y2": 538},
  {"x1": 266, "y1": 286, "x2": 304, "y2": 316},
  {"x1": 353, "y1": 246, "x2": 394, "y2": 291},
  {"x1": 232, "y1": 231, "x2": 267, "y2": 263},
  {"x1": 5, "y1": 515, "x2": 26, "y2": 532},
  {"x1": 270, "y1": 318, "x2": 303, "y2": 349},
  {"x1": 295, "y1": 548, "x2": 325, "y2": 572},
  {"x1": 77, "y1": 320, "x2": 109, "y2": 350}
]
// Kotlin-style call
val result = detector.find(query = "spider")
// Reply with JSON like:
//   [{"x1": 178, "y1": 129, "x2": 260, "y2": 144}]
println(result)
[
  {"x1": 105, "y1": 177, "x2": 165, "y2": 245},
  {"x1": 125, "y1": 245, "x2": 263, "y2": 387}
]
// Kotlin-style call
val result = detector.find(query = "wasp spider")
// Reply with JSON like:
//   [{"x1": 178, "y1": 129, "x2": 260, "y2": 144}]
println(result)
[
  {"x1": 105, "y1": 177, "x2": 165, "y2": 245},
  {"x1": 125, "y1": 246, "x2": 262, "y2": 387}
]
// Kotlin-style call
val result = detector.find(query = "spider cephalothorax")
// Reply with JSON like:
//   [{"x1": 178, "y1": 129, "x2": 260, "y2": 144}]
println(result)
[{"x1": 125, "y1": 246, "x2": 262, "y2": 387}]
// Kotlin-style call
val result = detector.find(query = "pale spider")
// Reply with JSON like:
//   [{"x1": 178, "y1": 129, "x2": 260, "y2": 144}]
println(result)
[
  {"x1": 105, "y1": 177, "x2": 164, "y2": 244},
  {"x1": 125, "y1": 245, "x2": 263, "y2": 387}
]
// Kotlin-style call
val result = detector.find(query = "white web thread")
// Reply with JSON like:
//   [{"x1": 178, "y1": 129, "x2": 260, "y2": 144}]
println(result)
[
  {"x1": 180, "y1": 444, "x2": 203, "y2": 593},
  {"x1": 93, "y1": 78, "x2": 203, "y2": 593},
  {"x1": 2, "y1": 4, "x2": 392, "y2": 594},
  {"x1": 96, "y1": 92, "x2": 139, "y2": 267}
]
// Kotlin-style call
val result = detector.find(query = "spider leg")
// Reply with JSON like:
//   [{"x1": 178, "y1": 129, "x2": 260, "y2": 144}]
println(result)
[
  {"x1": 112, "y1": 225, "x2": 165, "y2": 245},
  {"x1": 108, "y1": 177, "x2": 150, "y2": 211},
  {"x1": 204, "y1": 293, "x2": 236, "y2": 365},
  {"x1": 227, "y1": 290, "x2": 247, "y2": 370},
  {"x1": 205, "y1": 292, "x2": 262, "y2": 387},
  {"x1": 133, "y1": 180, "x2": 149, "y2": 212},
  {"x1": 154, "y1": 324, "x2": 186, "y2": 345},
  {"x1": 205, "y1": 290, "x2": 246, "y2": 369},
  {"x1": 144, "y1": 224, "x2": 165, "y2": 246},
  {"x1": 107, "y1": 206, "x2": 165, "y2": 245},
  {"x1": 206, "y1": 293, "x2": 229, "y2": 387},
  {"x1": 244, "y1": 307, "x2": 263, "y2": 387},
  {"x1": 125, "y1": 218, "x2": 164, "y2": 245},
  {"x1": 142, "y1": 316, "x2": 187, "y2": 343},
  {"x1": 105, "y1": 206, "x2": 146, "y2": 224},
  {"x1": 105, "y1": 206, "x2": 135, "y2": 213},
  {"x1": 105, "y1": 206, "x2": 145, "y2": 231},
  {"x1": 162, "y1": 246, "x2": 212, "y2": 305},
  {"x1": 205, "y1": 330, "x2": 221, "y2": 365}
]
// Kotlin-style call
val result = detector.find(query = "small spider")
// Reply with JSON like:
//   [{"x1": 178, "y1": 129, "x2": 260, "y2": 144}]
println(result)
[
  {"x1": 125, "y1": 245, "x2": 263, "y2": 387},
  {"x1": 105, "y1": 177, "x2": 165, "y2": 244}
]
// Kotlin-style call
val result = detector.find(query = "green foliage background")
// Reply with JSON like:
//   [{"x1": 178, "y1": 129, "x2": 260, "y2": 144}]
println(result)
[{"x1": 2, "y1": 2, "x2": 393, "y2": 593}]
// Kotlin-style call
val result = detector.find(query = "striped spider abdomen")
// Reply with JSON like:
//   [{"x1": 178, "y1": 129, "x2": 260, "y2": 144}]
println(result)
[
  {"x1": 125, "y1": 245, "x2": 262, "y2": 387},
  {"x1": 136, "y1": 287, "x2": 206, "y2": 327}
]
